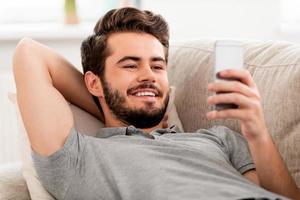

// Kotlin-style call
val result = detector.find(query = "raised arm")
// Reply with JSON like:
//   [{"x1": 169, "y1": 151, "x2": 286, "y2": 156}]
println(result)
[
  {"x1": 206, "y1": 69, "x2": 300, "y2": 200},
  {"x1": 13, "y1": 38, "x2": 102, "y2": 156}
]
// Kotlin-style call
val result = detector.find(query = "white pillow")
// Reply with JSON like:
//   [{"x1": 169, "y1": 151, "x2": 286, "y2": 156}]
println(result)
[{"x1": 8, "y1": 86, "x2": 183, "y2": 200}]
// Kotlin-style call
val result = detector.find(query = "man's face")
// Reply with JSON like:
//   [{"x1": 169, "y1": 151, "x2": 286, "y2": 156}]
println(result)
[{"x1": 102, "y1": 32, "x2": 169, "y2": 129}]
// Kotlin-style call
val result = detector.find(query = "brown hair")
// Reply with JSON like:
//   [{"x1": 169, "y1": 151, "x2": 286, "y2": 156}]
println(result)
[{"x1": 80, "y1": 7, "x2": 169, "y2": 114}]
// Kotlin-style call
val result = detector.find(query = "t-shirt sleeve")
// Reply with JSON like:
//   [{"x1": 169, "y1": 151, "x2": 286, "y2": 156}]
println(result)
[
  {"x1": 210, "y1": 126, "x2": 255, "y2": 174},
  {"x1": 31, "y1": 127, "x2": 86, "y2": 199}
]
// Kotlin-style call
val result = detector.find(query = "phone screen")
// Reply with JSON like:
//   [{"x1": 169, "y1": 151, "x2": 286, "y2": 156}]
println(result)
[
  {"x1": 213, "y1": 40, "x2": 244, "y2": 110},
  {"x1": 214, "y1": 40, "x2": 244, "y2": 77}
]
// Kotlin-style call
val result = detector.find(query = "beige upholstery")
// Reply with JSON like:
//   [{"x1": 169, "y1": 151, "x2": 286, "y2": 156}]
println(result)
[
  {"x1": 0, "y1": 162, "x2": 30, "y2": 200},
  {"x1": 168, "y1": 40, "x2": 300, "y2": 189},
  {"x1": 1, "y1": 39, "x2": 300, "y2": 199}
]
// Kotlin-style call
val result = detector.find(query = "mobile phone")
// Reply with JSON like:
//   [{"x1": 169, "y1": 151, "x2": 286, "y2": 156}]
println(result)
[{"x1": 213, "y1": 40, "x2": 244, "y2": 111}]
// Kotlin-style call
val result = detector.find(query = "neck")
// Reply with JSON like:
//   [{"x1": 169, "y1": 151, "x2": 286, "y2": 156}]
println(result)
[
  {"x1": 101, "y1": 102, "x2": 165, "y2": 133},
  {"x1": 141, "y1": 122, "x2": 164, "y2": 133},
  {"x1": 104, "y1": 116, "x2": 164, "y2": 134}
]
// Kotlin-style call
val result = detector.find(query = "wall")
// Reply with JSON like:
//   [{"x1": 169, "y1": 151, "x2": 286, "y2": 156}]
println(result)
[{"x1": 143, "y1": 0, "x2": 281, "y2": 41}]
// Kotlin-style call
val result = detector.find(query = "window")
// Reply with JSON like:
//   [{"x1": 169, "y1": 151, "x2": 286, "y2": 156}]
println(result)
[
  {"x1": 0, "y1": 0, "x2": 63, "y2": 24},
  {"x1": 0, "y1": 0, "x2": 121, "y2": 25},
  {"x1": 0, "y1": 0, "x2": 142, "y2": 40},
  {"x1": 280, "y1": 0, "x2": 300, "y2": 24}
]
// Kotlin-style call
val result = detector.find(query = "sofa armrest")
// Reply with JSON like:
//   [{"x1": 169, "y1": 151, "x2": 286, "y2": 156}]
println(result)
[{"x1": 0, "y1": 162, "x2": 30, "y2": 200}]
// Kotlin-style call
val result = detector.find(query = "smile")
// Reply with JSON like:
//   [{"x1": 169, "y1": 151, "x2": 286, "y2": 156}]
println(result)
[
  {"x1": 134, "y1": 91, "x2": 156, "y2": 97},
  {"x1": 130, "y1": 89, "x2": 159, "y2": 97},
  {"x1": 129, "y1": 91, "x2": 158, "y2": 102}
]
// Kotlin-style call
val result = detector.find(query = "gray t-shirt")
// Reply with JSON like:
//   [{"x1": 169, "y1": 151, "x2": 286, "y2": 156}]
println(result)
[{"x1": 32, "y1": 125, "x2": 288, "y2": 200}]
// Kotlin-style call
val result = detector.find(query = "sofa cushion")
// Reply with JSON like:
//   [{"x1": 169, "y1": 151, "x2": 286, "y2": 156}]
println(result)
[
  {"x1": 167, "y1": 40, "x2": 300, "y2": 189},
  {"x1": 0, "y1": 162, "x2": 30, "y2": 200}
]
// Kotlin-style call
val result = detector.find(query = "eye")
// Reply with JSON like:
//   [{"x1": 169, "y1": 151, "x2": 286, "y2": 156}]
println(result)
[
  {"x1": 152, "y1": 65, "x2": 164, "y2": 70},
  {"x1": 123, "y1": 65, "x2": 137, "y2": 69}
]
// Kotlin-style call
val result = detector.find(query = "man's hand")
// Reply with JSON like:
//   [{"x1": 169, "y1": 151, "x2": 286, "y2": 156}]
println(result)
[
  {"x1": 206, "y1": 69, "x2": 267, "y2": 141},
  {"x1": 161, "y1": 115, "x2": 169, "y2": 129},
  {"x1": 205, "y1": 69, "x2": 300, "y2": 200}
]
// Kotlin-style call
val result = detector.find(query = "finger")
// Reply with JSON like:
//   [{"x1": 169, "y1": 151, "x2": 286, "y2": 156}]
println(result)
[
  {"x1": 207, "y1": 93, "x2": 253, "y2": 108},
  {"x1": 218, "y1": 69, "x2": 256, "y2": 88},
  {"x1": 162, "y1": 123, "x2": 168, "y2": 128},
  {"x1": 206, "y1": 109, "x2": 247, "y2": 121},
  {"x1": 208, "y1": 81, "x2": 260, "y2": 99},
  {"x1": 161, "y1": 114, "x2": 169, "y2": 128},
  {"x1": 162, "y1": 121, "x2": 168, "y2": 128},
  {"x1": 163, "y1": 114, "x2": 169, "y2": 121}
]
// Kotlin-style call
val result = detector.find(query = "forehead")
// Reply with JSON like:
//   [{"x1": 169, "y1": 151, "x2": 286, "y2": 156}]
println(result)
[{"x1": 106, "y1": 32, "x2": 165, "y2": 60}]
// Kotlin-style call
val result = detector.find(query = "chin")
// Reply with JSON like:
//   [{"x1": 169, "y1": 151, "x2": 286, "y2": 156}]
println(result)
[{"x1": 136, "y1": 102, "x2": 162, "y2": 111}]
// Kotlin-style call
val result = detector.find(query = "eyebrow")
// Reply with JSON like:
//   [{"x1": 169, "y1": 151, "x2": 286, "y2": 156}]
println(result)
[{"x1": 116, "y1": 56, "x2": 166, "y2": 64}]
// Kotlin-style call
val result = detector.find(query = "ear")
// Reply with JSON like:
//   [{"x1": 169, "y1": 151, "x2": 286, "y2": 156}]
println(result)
[{"x1": 84, "y1": 71, "x2": 104, "y2": 98}]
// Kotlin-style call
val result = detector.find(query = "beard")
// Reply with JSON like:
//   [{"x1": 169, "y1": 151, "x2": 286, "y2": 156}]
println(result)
[{"x1": 101, "y1": 78, "x2": 169, "y2": 129}]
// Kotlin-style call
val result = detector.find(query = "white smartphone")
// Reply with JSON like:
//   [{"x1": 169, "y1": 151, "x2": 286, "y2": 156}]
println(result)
[{"x1": 213, "y1": 40, "x2": 244, "y2": 110}]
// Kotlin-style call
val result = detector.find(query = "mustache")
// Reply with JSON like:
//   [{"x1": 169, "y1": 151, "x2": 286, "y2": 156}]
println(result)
[{"x1": 127, "y1": 82, "x2": 163, "y2": 97}]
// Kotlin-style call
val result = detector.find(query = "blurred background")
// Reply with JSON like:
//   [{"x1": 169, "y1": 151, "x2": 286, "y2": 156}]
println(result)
[{"x1": 0, "y1": 0, "x2": 300, "y2": 165}]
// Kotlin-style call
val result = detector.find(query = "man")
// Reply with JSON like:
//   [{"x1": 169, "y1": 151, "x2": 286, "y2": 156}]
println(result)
[{"x1": 13, "y1": 7, "x2": 300, "y2": 200}]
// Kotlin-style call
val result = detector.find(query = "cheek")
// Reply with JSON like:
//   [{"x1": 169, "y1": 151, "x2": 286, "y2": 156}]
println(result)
[
  {"x1": 160, "y1": 75, "x2": 169, "y2": 92},
  {"x1": 108, "y1": 72, "x2": 135, "y2": 93}
]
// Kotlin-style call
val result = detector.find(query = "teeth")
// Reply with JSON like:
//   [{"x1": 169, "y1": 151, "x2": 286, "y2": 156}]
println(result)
[{"x1": 135, "y1": 92, "x2": 156, "y2": 97}]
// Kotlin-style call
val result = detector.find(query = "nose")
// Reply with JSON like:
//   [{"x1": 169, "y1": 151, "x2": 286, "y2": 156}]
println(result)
[{"x1": 137, "y1": 64, "x2": 156, "y2": 83}]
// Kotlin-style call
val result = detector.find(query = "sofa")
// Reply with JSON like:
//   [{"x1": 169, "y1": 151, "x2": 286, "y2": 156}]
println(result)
[{"x1": 1, "y1": 39, "x2": 300, "y2": 199}]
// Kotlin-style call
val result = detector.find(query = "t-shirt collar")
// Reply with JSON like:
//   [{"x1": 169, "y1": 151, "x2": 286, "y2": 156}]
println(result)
[{"x1": 96, "y1": 125, "x2": 179, "y2": 139}]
